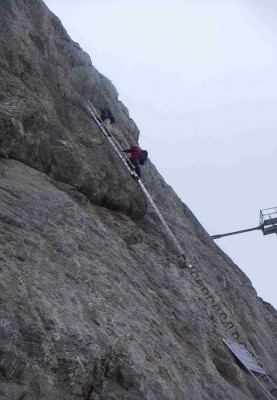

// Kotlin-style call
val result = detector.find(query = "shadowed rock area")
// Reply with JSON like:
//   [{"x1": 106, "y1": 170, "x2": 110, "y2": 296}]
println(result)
[{"x1": 0, "y1": 1, "x2": 276, "y2": 399}]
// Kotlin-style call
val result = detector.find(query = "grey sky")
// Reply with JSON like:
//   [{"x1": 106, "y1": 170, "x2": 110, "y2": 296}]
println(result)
[{"x1": 43, "y1": 0, "x2": 277, "y2": 308}]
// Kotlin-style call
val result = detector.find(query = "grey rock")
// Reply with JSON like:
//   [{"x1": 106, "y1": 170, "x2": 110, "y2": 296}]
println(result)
[
  {"x1": 0, "y1": 148, "x2": 9, "y2": 159},
  {"x1": 0, "y1": 0, "x2": 146, "y2": 219},
  {"x1": 0, "y1": 156, "x2": 276, "y2": 400},
  {"x1": 0, "y1": 1, "x2": 276, "y2": 400}
]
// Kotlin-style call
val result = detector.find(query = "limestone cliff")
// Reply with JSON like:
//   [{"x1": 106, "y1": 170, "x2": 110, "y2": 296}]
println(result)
[{"x1": 0, "y1": 1, "x2": 276, "y2": 399}]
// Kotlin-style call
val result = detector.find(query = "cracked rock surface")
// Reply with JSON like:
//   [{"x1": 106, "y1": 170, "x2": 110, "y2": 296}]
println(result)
[{"x1": 0, "y1": 1, "x2": 276, "y2": 400}]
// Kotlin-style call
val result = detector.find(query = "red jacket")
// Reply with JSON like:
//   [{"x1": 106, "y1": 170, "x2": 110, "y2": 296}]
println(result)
[{"x1": 124, "y1": 146, "x2": 141, "y2": 160}]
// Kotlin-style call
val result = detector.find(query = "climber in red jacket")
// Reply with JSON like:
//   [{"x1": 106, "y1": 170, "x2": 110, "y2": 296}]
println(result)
[{"x1": 123, "y1": 146, "x2": 142, "y2": 177}]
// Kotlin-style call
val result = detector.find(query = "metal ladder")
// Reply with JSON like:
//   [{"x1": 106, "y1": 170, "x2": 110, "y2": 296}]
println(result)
[
  {"x1": 223, "y1": 340, "x2": 277, "y2": 399},
  {"x1": 253, "y1": 373, "x2": 277, "y2": 400},
  {"x1": 86, "y1": 101, "x2": 187, "y2": 265}
]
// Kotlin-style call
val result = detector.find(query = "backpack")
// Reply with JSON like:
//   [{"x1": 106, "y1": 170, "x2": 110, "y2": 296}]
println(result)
[{"x1": 139, "y1": 150, "x2": 148, "y2": 165}]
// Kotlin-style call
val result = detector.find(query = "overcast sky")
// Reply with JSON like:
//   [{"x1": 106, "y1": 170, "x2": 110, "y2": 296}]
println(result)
[{"x1": 43, "y1": 0, "x2": 277, "y2": 309}]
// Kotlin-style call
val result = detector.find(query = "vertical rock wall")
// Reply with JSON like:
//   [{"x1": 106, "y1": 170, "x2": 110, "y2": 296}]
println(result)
[{"x1": 0, "y1": 1, "x2": 276, "y2": 399}]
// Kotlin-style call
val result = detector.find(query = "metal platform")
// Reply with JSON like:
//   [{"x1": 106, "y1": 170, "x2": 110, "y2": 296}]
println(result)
[
  {"x1": 212, "y1": 207, "x2": 277, "y2": 239},
  {"x1": 223, "y1": 339, "x2": 277, "y2": 399},
  {"x1": 260, "y1": 208, "x2": 277, "y2": 235}
]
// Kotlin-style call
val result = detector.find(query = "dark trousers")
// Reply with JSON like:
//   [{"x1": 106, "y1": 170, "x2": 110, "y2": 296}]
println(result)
[{"x1": 131, "y1": 158, "x2": 141, "y2": 177}]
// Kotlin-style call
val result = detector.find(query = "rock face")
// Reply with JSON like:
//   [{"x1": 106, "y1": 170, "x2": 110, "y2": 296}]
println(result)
[
  {"x1": 0, "y1": 0, "x2": 146, "y2": 219},
  {"x1": 0, "y1": 1, "x2": 276, "y2": 400}
]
